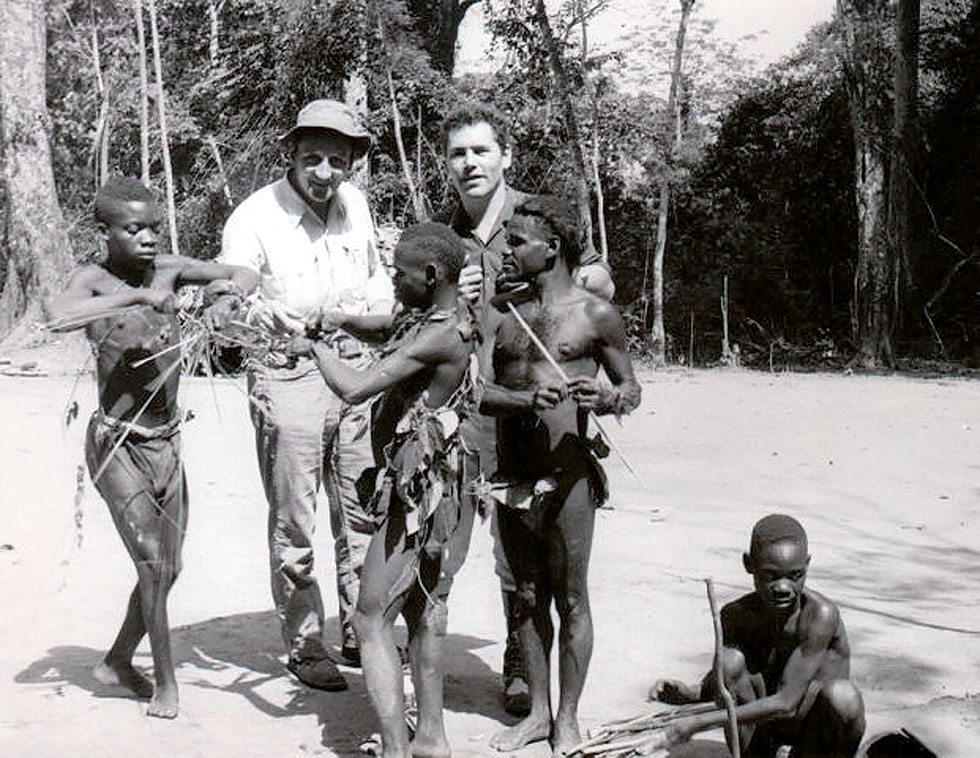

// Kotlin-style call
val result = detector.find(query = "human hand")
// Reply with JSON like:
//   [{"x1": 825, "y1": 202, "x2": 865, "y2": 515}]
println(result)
[
  {"x1": 143, "y1": 290, "x2": 176, "y2": 314},
  {"x1": 458, "y1": 264, "x2": 482, "y2": 303},
  {"x1": 203, "y1": 295, "x2": 241, "y2": 331},
  {"x1": 531, "y1": 382, "x2": 565, "y2": 411},
  {"x1": 287, "y1": 335, "x2": 315, "y2": 357},
  {"x1": 306, "y1": 307, "x2": 345, "y2": 336},
  {"x1": 567, "y1": 376, "x2": 607, "y2": 412},
  {"x1": 246, "y1": 299, "x2": 306, "y2": 335}
]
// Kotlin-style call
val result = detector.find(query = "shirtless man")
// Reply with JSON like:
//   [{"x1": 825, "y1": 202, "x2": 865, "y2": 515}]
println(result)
[
  {"x1": 479, "y1": 195, "x2": 641, "y2": 756},
  {"x1": 651, "y1": 514, "x2": 866, "y2": 757},
  {"x1": 440, "y1": 104, "x2": 615, "y2": 716},
  {"x1": 47, "y1": 177, "x2": 258, "y2": 718},
  {"x1": 291, "y1": 222, "x2": 475, "y2": 758}
]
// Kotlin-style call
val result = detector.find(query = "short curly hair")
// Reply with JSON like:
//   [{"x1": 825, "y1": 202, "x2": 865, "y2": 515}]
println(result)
[
  {"x1": 94, "y1": 176, "x2": 157, "y2": 224},
  {"x1": 396, "y1": 222, "x2": 466, "y2": 284},
  {"x1": 513, "y1": 195, "x2": 582, "y2": 269},
  {"x1": 442, "y1": 102, "x2": 511, "y2": 151}
]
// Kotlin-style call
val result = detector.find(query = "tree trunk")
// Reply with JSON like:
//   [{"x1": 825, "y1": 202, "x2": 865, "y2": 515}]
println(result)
[
  {"x1": 650, "y1": 0, "x2": 695, "y2": 366},
  {"x1": 837, "y1": 0, "x2": 899, "y2": 368},
  {"x1": 889, "y1": 0, "x2": 920, "y2": 339},
  {"x1": 534, "y1": 0, "x2": 597, "y2": 261},
  {"x1": 132, "y1": 0, "x2": 151, "y2": 184},
  {"x1": 344, "y1": 0, "x2": 369, "y2": 184},
  {"x1": 578, "y1": 0, "x2": 608, "y2": 261},
  {"x1": 407, "y1": 0, "x2": 480, "y2": 75},
  {"x1": 147, "y1": 0, "x2": 180, "y2": 256},
  {"x1": 0, "y1": 0, "x2": 73, "y2": 337}
]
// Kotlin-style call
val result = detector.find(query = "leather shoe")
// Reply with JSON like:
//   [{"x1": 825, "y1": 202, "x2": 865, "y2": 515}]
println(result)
[{"x1": 287, "y1": 656, "x2": 348, "y2": 691}]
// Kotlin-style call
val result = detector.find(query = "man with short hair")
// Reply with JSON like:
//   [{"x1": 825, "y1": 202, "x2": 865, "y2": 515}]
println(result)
[
  {"x1": 650, "y1": 514, "x2": 866, "y2": 757},
  {"x1": 438, "y1": 103, "x2": 615, "y2": 715},
  {"x1": 294, "y1": 222, "x2": 476, "y2": 758},
  {"x1": 221, "y1": 99, "x2": 393, "y2": 690},
  {"x1": 481, "y1": 194, "x2": 641, "y2": 755}
]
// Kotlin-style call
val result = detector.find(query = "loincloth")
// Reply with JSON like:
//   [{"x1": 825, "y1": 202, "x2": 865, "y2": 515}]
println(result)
[{"x1": 483, "y1": 437, "x2": 609, "y2": 529}]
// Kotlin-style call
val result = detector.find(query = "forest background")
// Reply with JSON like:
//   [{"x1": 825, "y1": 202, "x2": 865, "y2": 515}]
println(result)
[{"x1": 0, "y1": 0, "x2": 977, "y2": 371}]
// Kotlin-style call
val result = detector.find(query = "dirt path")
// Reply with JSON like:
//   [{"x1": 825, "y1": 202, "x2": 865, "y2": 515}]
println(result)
[{"x1": 1, "y1": 368, "x2": 977, "y2": 757}]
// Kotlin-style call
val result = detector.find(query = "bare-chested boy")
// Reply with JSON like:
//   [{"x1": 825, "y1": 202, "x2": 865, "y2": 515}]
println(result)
[
  {"x1": 47, "y1": 177, "x2": 258, "y2": 718},
  {"x1": 478, "y1": 195, "x2": 641, "y2": 756},
  {"x1": 292, "y1": 222, "x2": 475, "y2": 758},
  {"x1": 650, "y1": 514, "x2": 866, "y2": 757}
]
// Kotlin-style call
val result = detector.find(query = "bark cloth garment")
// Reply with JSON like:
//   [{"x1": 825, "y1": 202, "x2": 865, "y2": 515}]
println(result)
[
  {"x1": 85, "y1": 410, "x2": 186, "y2": 571},
  {"x1": 367, "y1": 305, "x2": 478, "y2": 607}
]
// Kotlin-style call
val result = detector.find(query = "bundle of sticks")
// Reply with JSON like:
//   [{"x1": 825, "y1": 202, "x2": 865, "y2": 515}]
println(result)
[
  {"x1": 568, "y1": 579, "x2": 741, "y2": 758},
  {"x1": 567, "y1": 702, "x2": 717, "y2": 758}
]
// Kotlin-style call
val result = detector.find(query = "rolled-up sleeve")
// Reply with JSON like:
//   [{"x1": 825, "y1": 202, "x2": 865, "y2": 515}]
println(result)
[{"x1": 219, "y1": 206, "x2": 264, "y2": 273}]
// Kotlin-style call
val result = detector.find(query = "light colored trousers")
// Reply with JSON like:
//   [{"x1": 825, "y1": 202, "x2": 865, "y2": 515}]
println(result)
[{"x1": 248, "y1": 359, "x2": 376, "y2": 659}]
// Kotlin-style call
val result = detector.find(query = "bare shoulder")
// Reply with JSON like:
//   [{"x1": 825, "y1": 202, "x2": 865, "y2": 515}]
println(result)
[
  {"x1": 579, "y1": 288, "x2": 625, "y2": 330},
  {"x1": 68, "y1": 264, "x2": 119, "y2": 294},
  {"x1": 402, "y1": 318, "x2": 470, "y2": 364},
  {"x1": 800, "y1": 588, "x2": 842, "y2": 632}
]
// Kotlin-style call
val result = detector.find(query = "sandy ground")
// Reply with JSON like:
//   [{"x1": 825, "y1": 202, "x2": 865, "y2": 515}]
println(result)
[{"x1": 1, "y1": 366, "x2": 978, "y2": 758}]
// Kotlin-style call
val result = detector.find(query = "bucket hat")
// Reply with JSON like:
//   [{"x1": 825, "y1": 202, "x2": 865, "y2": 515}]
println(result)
[{"x1": 279, "y1": 99, "x2": 371, "y2": 156}]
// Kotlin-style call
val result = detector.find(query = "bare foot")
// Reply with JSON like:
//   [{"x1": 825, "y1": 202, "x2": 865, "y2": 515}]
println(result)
[
  {"x1": 146, "y1": 685, "x2": 179, "y2": 719},
  {"x1": 490, "y1": 714, "x2": 551, "y2": 752},
  {"x1": 93, "y1": 659, "x2": 153, "y2": 699},
  {"x1": 411, "y1": 734, "x2": 451, "y2": 758},
  {"x1": 649, "y1": 678, "x2": 700, "y2": 704},
  {"x1": 551, "y1": 715, "x2": 582, "y2": 757}
]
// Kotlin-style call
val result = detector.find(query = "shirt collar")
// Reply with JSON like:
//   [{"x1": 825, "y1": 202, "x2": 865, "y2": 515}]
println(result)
[
  {"x1": 274, "y1": 175, "x2": 349, "y2": 229},
  {"x1": 449, "y1": 185, "x2": 526, "y2": 245}
]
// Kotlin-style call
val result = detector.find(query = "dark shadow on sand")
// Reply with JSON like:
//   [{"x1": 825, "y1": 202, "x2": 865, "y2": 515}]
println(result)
[{"x1": 15, "y1": 610, "x2": 503, "y2": 757}]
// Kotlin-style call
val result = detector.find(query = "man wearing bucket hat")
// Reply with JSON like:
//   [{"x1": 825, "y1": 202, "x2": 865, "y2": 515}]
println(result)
[{"x1": 221, "y1": 99, "x2": 393, "y2": 690}]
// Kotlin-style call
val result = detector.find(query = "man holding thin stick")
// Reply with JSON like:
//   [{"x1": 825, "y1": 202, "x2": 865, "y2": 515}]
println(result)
[
  {"x1": 479, "y1": 195, "x2": 641, "y2": 756},
  {"x1": 48, "y1": 177, "x2": 257, "y2": 718}
]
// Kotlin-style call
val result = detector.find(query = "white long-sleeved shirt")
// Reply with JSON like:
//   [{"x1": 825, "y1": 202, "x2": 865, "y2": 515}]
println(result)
[{"x1": 220, "y1": 177, "x2": 393, "y2": 318}]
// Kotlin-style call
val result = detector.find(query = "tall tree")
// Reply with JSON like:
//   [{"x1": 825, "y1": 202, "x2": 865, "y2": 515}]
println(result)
[
  {"x1": 407, "y1": 0, "x2": 480, "y2": 74},
  {"x1": 888, "y1": 0, "x2": 920, "y2": 335},
  {"x1": 0, "y1": 0, "x2": 73, "y2": 337},
  {"x1": 650, "y1": 0, "x2": 695, "y2": 366},
  {"x1": 534, "y1": 0, "x2": 597, "y2": 260},
  {"x1": 837, "y1": 0, "x2": 898, "y2": 368}
]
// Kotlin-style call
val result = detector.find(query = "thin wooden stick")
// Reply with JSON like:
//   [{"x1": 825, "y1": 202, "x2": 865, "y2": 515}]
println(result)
[
  {"x1": 504, "y1": 301, "x2": 644, "y2": 485},
  {"x1": 130, "y1": 331, "x2": 203, "y2": 368},
  {"x1": 147, "y1": 0, "x2": 179, "y2": 255},
  {"x1": 132, "y1": 0, "x2": 150, "y2": 183},
  {"x1": 45, "y1": 304, "x2": 145, "y2": 332},
  {"x1": 706, "y1": 578, "x2": 740, "y2": 758}
]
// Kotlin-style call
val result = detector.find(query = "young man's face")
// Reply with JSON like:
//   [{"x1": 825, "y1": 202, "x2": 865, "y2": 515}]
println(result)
[
  {"x1": 392, "y1": 242, "x2": 434, "y2": 309},
  {"x1": 446, "y1": 121, "x2": 512, "y2": 202},
  {"x1": 290, "y1": 132, "x2": 353, "y2": 208},
  {"x1": 502, "y1": 213, "x2": 555, "y2": 282},
  {"x1": 101, "y1": 200, "x2": 162, "y2": 271},
  {"x1": 746, "y1": 539, "x2": 810, "y2": 615}
]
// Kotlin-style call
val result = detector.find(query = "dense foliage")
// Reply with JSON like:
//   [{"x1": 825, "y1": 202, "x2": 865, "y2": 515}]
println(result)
[{"x1": 40, "y1": 0, "x2": 979, "y2": 366}]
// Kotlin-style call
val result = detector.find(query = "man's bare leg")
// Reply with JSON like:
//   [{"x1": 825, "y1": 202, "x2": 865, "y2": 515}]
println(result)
[
  {"x1": 97, "y1": 472, "x2": 185, "y2": 718},
  {"x1": 137, "y1": 552, "x2": 180, "y2": 718},
  {"x1": 715, "y1": 647, "x2": 764, "y2": 753},
  {"x1": 354, "y1": 516, "x2": 415, "y2": 758},
  {"x1": 549, "y1": 478, "x2": 595, "y2": 757},
  {"x1": 796, "y1": 680, "x2": 865, "y2": 758},
  {"x1": 490, "y1": 512, "x2": 553, "y2": 752},
  {"x1": 405, "y1": 595, "x2": 451, "y2": 758},
  {"x1": 93, "y1": 586, "x2": 154, "y2": 699}
]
